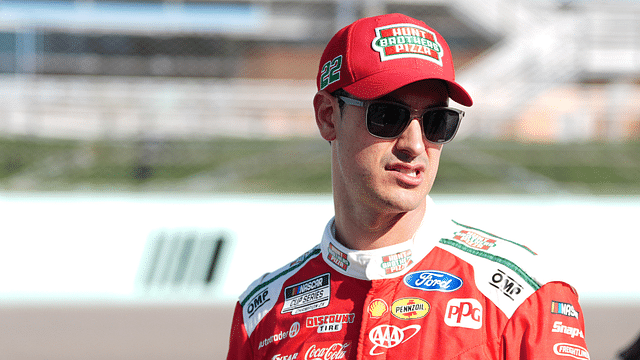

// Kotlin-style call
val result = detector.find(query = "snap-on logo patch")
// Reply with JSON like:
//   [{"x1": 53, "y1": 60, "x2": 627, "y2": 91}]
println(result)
[{"x1": 371, "y1": 23, "x2": 443, "y2": 65}]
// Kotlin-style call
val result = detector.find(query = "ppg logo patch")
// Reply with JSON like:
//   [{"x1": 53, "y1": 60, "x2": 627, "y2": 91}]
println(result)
[
  {"x1": 281, "y1": 273, "x2": 331, "y2": 315},
  {"x1": 444, "y1": 298, "x2": 482, "y2": 329}
]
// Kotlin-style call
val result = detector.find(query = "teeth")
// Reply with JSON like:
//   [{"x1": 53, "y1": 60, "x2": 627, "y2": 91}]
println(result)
[{"x1": 396, "y1": 169, "x2": 417, "y2": 177}]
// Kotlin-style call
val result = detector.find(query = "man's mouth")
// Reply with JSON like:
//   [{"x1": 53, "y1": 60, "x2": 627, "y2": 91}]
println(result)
[
  {"x1": 395, "y1": 168, "x2": 419, "y2": 177},
  {"x1": 386, "y1": 164, "x2": 425, "y2": 183}
]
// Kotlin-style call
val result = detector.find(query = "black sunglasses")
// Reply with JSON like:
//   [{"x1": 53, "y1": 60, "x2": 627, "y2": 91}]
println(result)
[{"x1": 337, "y1": 96, "x2": 464, "y2": 144}]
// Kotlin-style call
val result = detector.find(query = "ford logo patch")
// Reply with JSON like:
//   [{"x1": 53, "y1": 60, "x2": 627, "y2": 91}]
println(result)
[{"x1": 403, "y1": 270, "x2": 463, "y2": 292}]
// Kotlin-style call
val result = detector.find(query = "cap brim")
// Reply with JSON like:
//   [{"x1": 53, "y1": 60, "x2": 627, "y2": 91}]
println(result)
[{"x1": 343, "y1": 69, "x2": 473, "y2": 107}]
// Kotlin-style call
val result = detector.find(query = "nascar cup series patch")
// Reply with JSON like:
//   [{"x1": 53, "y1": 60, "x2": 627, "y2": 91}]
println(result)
[{"x1": 371, "y1": 23, "x2": 444, "y2": 66}]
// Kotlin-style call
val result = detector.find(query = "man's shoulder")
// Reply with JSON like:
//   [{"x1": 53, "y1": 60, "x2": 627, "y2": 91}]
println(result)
[
  {"x1": 237, "y1": 245, "x2": 323, "y2": 336},
  {"x1": 438, "y1": 219, "x2": 540, "y2": 266},
  {"x1": 436, "y1": 220, "x2": 563, "y2": 317}
]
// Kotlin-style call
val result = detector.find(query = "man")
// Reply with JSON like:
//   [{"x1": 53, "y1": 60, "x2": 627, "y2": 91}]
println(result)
[{"x1": 227, "y1": 13, "x2": 589, "y2": 359}]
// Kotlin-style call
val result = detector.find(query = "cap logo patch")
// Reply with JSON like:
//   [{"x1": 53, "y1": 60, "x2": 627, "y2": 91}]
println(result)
[
  {"x1": 371, "y1": 23, "x2": 443, "y2": 66},
  {"x1": 320, "y1": 55, "x2": 343, "y2": 90}
]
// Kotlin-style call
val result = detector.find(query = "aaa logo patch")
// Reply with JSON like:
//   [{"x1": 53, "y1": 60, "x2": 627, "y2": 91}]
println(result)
[{"x1": 371, "y1": 23, "x2": 443, "y2": 66}]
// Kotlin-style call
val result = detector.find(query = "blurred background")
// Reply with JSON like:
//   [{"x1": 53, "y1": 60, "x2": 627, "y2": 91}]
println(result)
[{"x1": 0, "y1": 0, "x2": 639, "y2": 359}]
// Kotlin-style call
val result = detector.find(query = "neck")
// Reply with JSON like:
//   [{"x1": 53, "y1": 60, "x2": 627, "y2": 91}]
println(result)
[{"x1": 333, "y1": 199, "x2": 426, "y2": 251}]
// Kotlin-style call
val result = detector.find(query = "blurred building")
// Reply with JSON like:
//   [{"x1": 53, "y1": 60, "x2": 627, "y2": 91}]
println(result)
[{"x1": 0, "y1": 0, "x2": 638, "y2": 141}]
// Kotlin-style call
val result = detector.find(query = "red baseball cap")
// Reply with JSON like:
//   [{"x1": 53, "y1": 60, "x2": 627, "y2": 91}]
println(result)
[{"x1": 316, "y1": 13, "x2": 473, "y2": 106}]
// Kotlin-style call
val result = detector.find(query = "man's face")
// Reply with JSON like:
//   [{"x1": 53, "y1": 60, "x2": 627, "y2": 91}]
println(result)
[{"x1": 332, "y1": 80, "x2": 448, "y2": 214}]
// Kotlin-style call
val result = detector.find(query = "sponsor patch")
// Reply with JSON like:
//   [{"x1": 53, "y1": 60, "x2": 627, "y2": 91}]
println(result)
[
  {"x1": 304, "y1": 342, "x2": 352, "y2": 360},
  {"x1": 553, "y1": 343, "x2": 590, "y2": 360},
  {"x1": 272, "y1": 353, "x2": 298, "y2": 360},
  {"x1": 391, "y1": 298, "x2": 430, "y2": 320},
  {"x1": 289, "y1": 322, "x2": 301, "y2": 337},
  {"x1": 290, "y1": 249, "x2": 315, "y2": 268},
  {"x1": 306, "y1": 313, "x2": 355, "y2": 333},
  {"x1": 489, "y1": 269, "x2": 523, "y2": 301},
  {"x1": 371, "y1": 23, "x2": 443, "y2": 65},
  {"x1": 327, "y1": 243, "x2": 350, "y2": 271},
  {"x1": 452, "y1": 230, "x2": 497, "y2": 250},
  {"x1": 552, "y1": 321, "x2": 584, "y2": 339},
  {"x1": 258, "y1": 322, "x2": 301, "y2": 350},
  {"x1": 551, "y1": 301, "x2": 580, "y2": 319},
  {"x1": 444, "y1": 298, "x2": 483, "y2": 329},
  {"x1": 403, "y1": 270, "x2": 463, "y2": 292},
  {"x1": 368, "y1": 299, "x2": 388, "y2": 318},
  {"x1": 368, "y1": 324, "x2": 421, "y2": 356},
  {"x1": 319, "y1": 55, "x2": 342, "y2": 90},
  {"x1": 281, "y1": 273, "x2": 331, "y2": 315},
  {"x1": 246, "y1": 289, "x2": 270, "y2": 318},
  {"x1": 381, "y1": 249, "x2": 412, "y2": 274}
]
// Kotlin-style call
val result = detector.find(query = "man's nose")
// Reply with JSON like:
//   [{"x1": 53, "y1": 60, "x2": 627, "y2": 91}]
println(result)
[{"x1": 395, "y1": 118, "x2": 425, "y2": 157}]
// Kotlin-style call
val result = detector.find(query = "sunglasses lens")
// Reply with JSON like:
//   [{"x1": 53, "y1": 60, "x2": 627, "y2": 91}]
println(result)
[
  {"x1": 366, "y1": 103, "x2": 411, "y2": 138},
  {"x1": 423, "y1": 109, "x2": 461, "y2": 143}
]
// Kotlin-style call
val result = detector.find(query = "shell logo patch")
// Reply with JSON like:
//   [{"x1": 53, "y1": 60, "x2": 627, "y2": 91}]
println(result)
[
  {"x1": 368, "y1": 298, "x2": 388, "y2": 318},
  {"x1": 371, "y1": 23, "x2": 444, "y2": 65}
]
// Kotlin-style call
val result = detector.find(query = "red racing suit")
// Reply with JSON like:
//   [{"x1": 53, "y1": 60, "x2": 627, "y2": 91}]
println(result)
[{"x1": 227, "y1": 198, "x2": 589, "y2": 360}]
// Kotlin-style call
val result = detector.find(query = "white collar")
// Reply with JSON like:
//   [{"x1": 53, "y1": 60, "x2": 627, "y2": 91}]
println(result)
[{"x1": 320, "y1": 196, "x2": 450, "y2": 280}]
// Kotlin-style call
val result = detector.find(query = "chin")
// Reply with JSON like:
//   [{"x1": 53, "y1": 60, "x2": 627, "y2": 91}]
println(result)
[{"x1": 379, "y1": 188, "x2": 429, "y2": 213}]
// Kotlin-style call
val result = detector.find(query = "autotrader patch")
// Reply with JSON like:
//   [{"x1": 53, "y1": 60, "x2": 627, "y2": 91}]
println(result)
[{"x1": 281, "y1": 273, "x2": 331, "y2": 315}]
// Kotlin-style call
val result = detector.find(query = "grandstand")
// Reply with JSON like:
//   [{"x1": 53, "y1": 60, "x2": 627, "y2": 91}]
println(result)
[{"x1": 1, "y1": 0, "x2": 638, "y2": 141}]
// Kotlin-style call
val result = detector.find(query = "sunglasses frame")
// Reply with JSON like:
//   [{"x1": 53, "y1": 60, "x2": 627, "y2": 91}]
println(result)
[{"x1": 337, "y1": 95, "x2": 464, "y2": 144}]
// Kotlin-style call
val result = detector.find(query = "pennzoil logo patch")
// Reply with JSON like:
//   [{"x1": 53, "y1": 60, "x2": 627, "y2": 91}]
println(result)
[
  {"x1": 391, "y1": 297, "x2": 430, "y2": 320},
  {"x1": 371, "y1": 23, "x2": 443, "y2": 65}
]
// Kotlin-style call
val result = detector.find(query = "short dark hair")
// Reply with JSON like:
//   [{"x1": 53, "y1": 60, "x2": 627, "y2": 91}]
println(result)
[{"x1": 331, "y1": 88, "x2": 351, "y2": 113}]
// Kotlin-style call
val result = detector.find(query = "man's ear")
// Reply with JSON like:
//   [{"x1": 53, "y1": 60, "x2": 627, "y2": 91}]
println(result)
[{"x1": 314, "y1": 91, "x2": 338, "y2": 142}]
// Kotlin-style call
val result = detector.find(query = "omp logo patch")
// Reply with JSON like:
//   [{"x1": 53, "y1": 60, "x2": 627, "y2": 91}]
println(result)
[
  {"x1": 246, "y1": 289, "x2": 270, "y2": 318},
  {"x1": 489, "y1": 269, "x2": 523, "y2": 301},
  {"x1": 371, "y1": 23, "x2": 443, "y2": 65},
  {"x1": 281, "y1": 273, "x2": 330, "y2": 315}
]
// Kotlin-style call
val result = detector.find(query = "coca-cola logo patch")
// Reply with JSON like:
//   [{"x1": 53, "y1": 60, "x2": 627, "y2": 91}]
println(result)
[{"x1": 303, "y1": 342, "x2": 352, "y2": 360}]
